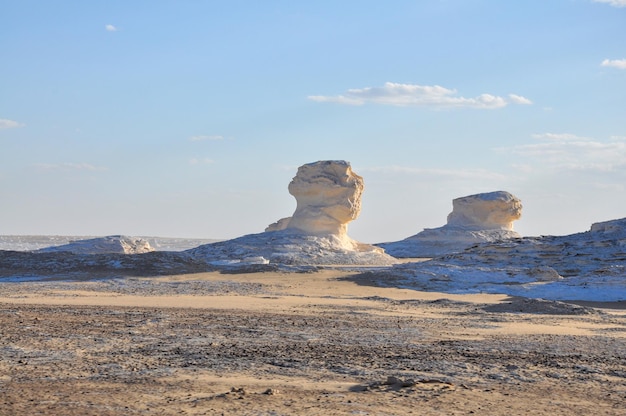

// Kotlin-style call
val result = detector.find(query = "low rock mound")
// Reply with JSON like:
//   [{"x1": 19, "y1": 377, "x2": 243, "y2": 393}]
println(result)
[{"x1": 38, "y1": 235, "x2": 155, "y2": 255}]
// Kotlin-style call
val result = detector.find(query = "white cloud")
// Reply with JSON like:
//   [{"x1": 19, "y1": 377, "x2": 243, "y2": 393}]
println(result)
[
  {"x1": 0, "y1": 118, "x2": 23, "y2": 130},
  {"x1": 105, "y1": 24, "x2": 118, "y2": 32},
  {"x1": 189, "y1": 158, "x2": 214, "y2": 165},
  {"x1": 593, "y1": 0, "x2": 626, "y2": 7},
  {"x1": 189, "y1": 135, "x2": 224, "y2": 141},
  {"x1": 508, "y1": 94, "x2": 533, "y2": 105},
  {"x1": 308, "y1": 82, "x2": 532, "y2": 109},
  {"x1": 34, "y1": 163, "x2": 107, "y2": 171},
  {"x1": 601, "y1": 58, "x2": 626, "y2": 69}
]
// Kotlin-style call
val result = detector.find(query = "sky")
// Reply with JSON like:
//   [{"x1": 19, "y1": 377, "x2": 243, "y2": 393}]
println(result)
[{"x1": 1, "y1": 0, "x2": 625, "y2": 242}]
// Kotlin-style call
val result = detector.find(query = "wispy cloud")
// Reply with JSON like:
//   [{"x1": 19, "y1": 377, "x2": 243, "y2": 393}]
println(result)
[
  {"x1": 593, "y1": 0, "x2": 626, "y2": 7},
  {"x1": 531, "y1": 133, "x2": 591, "y2": 141},
  {"x1": 105, "y1": 24, "x2": 118, "y2": 32},
  {"x1": 0, "y1": 118, "x2": 24, "y2": 130},
  {"x1": 592, "y1": 182, "x2": 624, "y2": 192},
  {"x1": 33, "y1": 163, "x2": 107, "y2": 171},
  {"x1": 308, "y1": 82, "x2": 532, "y2": 109},
  {"x1": 189, "y1": 158, "x2": 214, "y2": 165},
  {"x1": 360, "y1": 165, "x2": 507, "y2": 181},
  {"x1": 601, "y1": 58, "x2": 626, "y2": 69},
  {"x1": 505, "y1": 133, "x2": 626, "y2": 172},
  {"x1": 189, "y1": 135, "x2": 224, "y2": 142}
]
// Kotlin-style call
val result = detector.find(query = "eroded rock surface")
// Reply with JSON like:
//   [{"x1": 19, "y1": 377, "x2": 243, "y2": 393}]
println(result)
[
  {"x1": 378, "y1": 191, "x2": 522, "y2": 257},
  {"x1": 447, "y1": 191, "x2": 522, "y2": 231},
  {"x1": 369, "y1": 216, "x2": 626, "y2": 301}
]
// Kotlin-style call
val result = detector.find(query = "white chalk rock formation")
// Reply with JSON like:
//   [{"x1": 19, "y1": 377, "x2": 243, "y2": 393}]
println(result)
[
  {"x1": 190, "y1": 160, "x2": 397, "y2": 266},
  {"x1": 39, "y1": 235, "x2": 155, "y2": 255},
  {"x1": 265, "y1": 160, "x2": 364, "y2": 239},
  {"x1": 446, "y1": 191, "x2": 522, "y2": 231},
  {"x1": 285, "y1": 160, "x2": 364, "y2": 236},
  {"x1": 378, "y1": 191, "x2": 522, "y2": 258}
]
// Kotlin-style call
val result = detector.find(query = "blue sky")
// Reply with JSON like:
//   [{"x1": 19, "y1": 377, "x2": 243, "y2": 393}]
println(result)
[{"x1": 1, "y1": 0, "x2": 625, "y2": 242}]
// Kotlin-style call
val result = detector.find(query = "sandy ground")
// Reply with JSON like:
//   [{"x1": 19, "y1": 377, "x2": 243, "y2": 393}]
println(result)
[{"x1": 1, "y1": 269, "x2": 626, "y2": 415}]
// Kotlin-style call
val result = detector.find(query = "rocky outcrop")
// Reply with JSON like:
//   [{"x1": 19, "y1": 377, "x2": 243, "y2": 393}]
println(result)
[
  {"x1": 39, "y1": 235, "x2": 155, "y2": 255},
  {"x1": 265, "y1": 160, "x2": 364, "y2": 238},
  {"x1": 378, "y1": 191, "x2": 522, "y2": 257},
  {"x1": 371, "y1": 216, "x2": 626, "y2": 302},
  {"x1": 190, "y1": 160, "x2": 397, "y2": 266},
  {"x1": 286, "y1": 160, "x2": 364, "y2": 236}
]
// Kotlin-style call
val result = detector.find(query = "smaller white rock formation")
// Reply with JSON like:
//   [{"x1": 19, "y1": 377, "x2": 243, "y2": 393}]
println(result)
[
  {"x1": 447, "y1": 191, "x2": 522, "y2": 231},
  {"x1": 39, "y1": 235, "x2": 155, "y2": 255},
  {"x1": 378, "y1": 191, "x2": 522, "y2": 258},
  {"x1": 590, "y1": 217, "x2": 626, "y2": 235}
]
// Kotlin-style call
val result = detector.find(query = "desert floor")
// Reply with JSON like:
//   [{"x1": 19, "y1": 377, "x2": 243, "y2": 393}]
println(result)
[{"x1": 1, "y1": 269, "x2": 625, "y2": 415}]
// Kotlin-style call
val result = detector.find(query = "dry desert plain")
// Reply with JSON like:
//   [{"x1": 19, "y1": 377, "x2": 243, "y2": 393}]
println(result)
[{"x1": 1, "y1": 268, "x2": 626, "y2": 415}]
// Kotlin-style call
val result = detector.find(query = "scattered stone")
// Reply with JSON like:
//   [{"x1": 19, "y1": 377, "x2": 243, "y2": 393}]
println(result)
[
  {"x1": 358, "y1": 376, "x2": 454, "y2": 392},
  {"x1": 482, "y1": 298, "x2": 598, "y2": 315}
]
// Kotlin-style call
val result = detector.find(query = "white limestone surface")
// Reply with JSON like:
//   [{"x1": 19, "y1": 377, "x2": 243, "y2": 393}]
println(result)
[
  {"x1": 374, "y1": 217, "x2": 626, "y2": 301},
  {"x1": 38, "y1": 235, "x2": 155, "y2": 255},
  {"x1": 187, "y1": 229, "x2": 398, "y2": 266}
]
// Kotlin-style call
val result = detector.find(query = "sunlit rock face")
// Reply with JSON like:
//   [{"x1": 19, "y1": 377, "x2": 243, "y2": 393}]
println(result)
[
  {"x1": 187, "y1": 160, "x2": 397, "y2": 266},
  {"x1": 377, "y1": 191, "x2": 522, "y2": 258},
  {"x1": 266, "y1": 160, "x2": 364, "y2": 238},
  {"x1": 447, "y1": 191, "x2": 522, "y2": 231}
]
